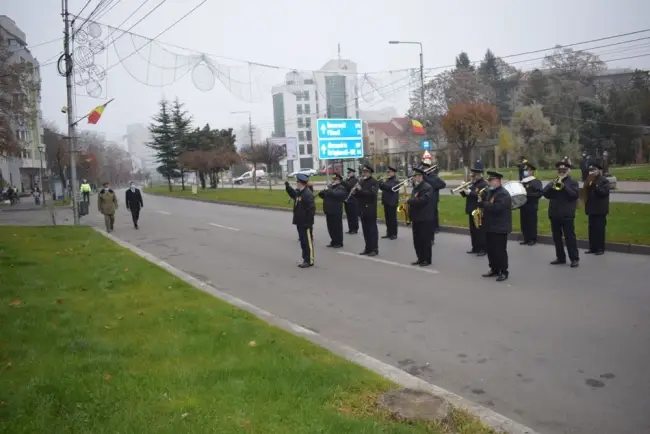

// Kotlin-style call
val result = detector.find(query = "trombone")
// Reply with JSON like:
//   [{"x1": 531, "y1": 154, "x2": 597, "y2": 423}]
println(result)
[
  {"x1": 450, "y1": 180, "x2": 472, "y2": 195},
  {"x1": 390, "y1": 165, "x2": 438, "y2": 192}
]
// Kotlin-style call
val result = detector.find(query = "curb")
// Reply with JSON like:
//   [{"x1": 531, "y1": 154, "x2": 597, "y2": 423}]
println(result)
[
  {"x1": 145, "y1": 192, "x2": 650, "y2": 256},
  {"x1": 93, "y1": 226, "x2": 540, "y2": 434}
]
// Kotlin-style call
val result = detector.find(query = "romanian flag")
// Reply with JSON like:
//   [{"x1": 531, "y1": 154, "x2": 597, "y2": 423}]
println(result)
[
  {"x1": 87, "y1": 104, "x2": 106, "y2": 125},
  {"x1": 411, "y1": 119, "x2": 425, "y2": 135}
]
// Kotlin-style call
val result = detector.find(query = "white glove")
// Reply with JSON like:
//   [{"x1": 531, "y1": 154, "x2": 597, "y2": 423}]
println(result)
[{"x1": 463, "y1": 189, "x2": 471, "y2": 195}]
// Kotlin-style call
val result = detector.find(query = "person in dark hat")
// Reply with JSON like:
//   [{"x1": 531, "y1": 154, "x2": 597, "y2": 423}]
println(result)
[
  {"x1": 579, "y1": 151, "x2": 591, "y2": 182},
  {"x1": 419, "y1": 160, "x2": 446, "y2": 241},
  {"x1": 517, "y1": 156, "x2": 529, "y2": 181},
  {"x1": 407, "y1": 167, "x2": 435, "y2": 266},
  {"x1": 519, "y1": 162, "x2": 543, "y2": 245},
  {"x1": 355, "y1": 164, "x2": 379, "y2": 256},
  {"x1": 284, "y1": 173, "x2": 316, "y2": 268},
  {"x1": 460, "y1": 166, "x2": 488, "y2": 256},
  {"x1": 477, "y1": 171, "x2": 512, "y2": 281},
  {"x1": 342, "y1": 167, "x2": 360, "y2": 234},
  {"x1": 583, "y1": 160, "x2": 611, "y2": 255},
  {"x1": 543, "y1": 160, "x2": 580, "y2": 268},
  {"x1": 318, "y1": 172, "x2": 347, "y2": 248},
  {"x1": 378, "y1": 166, "x2": 399, "y2": 239}
]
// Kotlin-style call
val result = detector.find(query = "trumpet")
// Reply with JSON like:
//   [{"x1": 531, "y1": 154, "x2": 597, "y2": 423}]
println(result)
[
  {"x1": 390, "y1": 165, "x2": 439, "y2": 192},
  {"x1": 450, "y1": 180, "x2": 472, "y2": 195},
  {"x1": 552, "y1": 174, "x2": 567, "y2": 191}
]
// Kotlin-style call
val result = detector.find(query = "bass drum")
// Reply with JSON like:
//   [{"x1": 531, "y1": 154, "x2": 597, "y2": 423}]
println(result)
[{"x1": 503, "y1": 180, "x2": 528, "y2": 209}]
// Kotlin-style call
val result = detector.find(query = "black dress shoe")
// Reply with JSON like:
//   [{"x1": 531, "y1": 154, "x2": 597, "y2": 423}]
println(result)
[
  {"x1": 476, "y1": 251, "x2": 487, "y2": 257},
  {"x1": 327, "y1": 243, "x2": 335, "y2": 247},
  {"x1": 519, "y1": 241, "x2": 528, "y2": 245},
  {"x1": 411, "y1": 260, "x2": 422, "y2": 266},
  {"x1": 332, "y1": 244, "x2": 343, "y2": 248},
  {"x1": 367, "y1": 251, "x2": 378, "y2": 257},
  {"x1": 527, "y1": 241, "x2": 536, "y2": 246},
  {"x1": 347, "y1": 231, "x2": 358, "y2": 235},
  {"x1": 584, "y1": 250, "x2": 595, "y2": 254},
  {"x1": 482, "y1": 270, "x2": 498, "y2": 277},
  {"x1": 381, "y1": 235, "x2": 390, "y2": 239},
  {"x1": 389, "y1": 236, "x2": 397, "y2": 240},
  {"x1": 594, "y1": 251, "x2": 604, "y2": 256},
  {"x1": 298, "y1": 262, "x2": 313, "y2": 268},
  {"x1": 359, "y1": 251, "x2": 369, "y2": 255},
  {"x1": 496, "y1": 272, "x2": 509, "y2": 282},
  {"x1": 550, "y1": 259, "x2": 566, "y2": 265},
  {"x1": 467, "y1": 250, "x2": 477, "y2": 254},
  {"x1": 570, "y1": 260, "x2": 580, "y2": 268},
  {"x1": 419, "y1": 261, "x2": 431, "y2": 267}
]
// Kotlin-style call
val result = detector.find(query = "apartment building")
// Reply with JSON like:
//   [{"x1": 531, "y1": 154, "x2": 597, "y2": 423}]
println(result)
[{"x1": 0, "y1": 15, "x2": 45, "y2": 191}]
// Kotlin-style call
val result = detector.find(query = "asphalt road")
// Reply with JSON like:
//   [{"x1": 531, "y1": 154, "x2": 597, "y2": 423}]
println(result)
[
  {"x1": 87, "y1": 191, "x2": 650, "y2": 434},
  {"x1": 225, "y1": 182, "x2": 650, "y2": 204}
]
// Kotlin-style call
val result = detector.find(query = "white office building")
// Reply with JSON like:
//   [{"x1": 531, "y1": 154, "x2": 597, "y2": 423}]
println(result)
[
  {"x1": 0, "y1": 16, "x2": 46, "y2": 192},
  {"x1": 125, "y1": 123, "x2": 156, "y2": 170},
  {"x1": 272, "y1": 59, "x2": 360, "y2": 174}
]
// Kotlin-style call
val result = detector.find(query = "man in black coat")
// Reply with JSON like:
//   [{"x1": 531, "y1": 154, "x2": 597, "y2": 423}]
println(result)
[
  {"x1": 354, "y1": 164, "x2": 379, "y2": 256},
  {"x1": 519, "y1": 163, "x2": 544, "y2": 245},
  {"x1": 460, "y1": 167, "x2": 488, "y2": 256},
  {"x1": 543, "y1": 161, "x2": 581, "y2": 268},
  {"x1": 318, "y1": 172, "x2": 347, "y2": 248},
  {"x1": 584, "y1": 161, "x2": 611, "y2": 255},
  {"x1": 285, "y1": 174, "x2": 316, "y2": 268},
  {"x1": 477, "y1": 171, "x2": 513, "y2": 282},
  {"x1": 378, "y1": 166, "x2": 399, "y2": 240},
  {"x1": 421, "y1": 161, "x2": 446, "y2": 242},
  {"x1": 125, "y1": 182, "x2": 144, "y2": 229},
  {"x1": 342, "y1": 168, "x2": 359, "y2": 234},
  {"x1": 407, "y1": 167, "x2": 435, "y2": 267},
  {"x1": 579, "y1": 152, "x2": 591, "y2": 182}
]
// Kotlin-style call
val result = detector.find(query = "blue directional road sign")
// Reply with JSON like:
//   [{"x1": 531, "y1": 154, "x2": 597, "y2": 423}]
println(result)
[
  {"x1": 421, "y1": 140, "x2": 432, "y2": 150},
  {"x1": 317, "y1": 118, "x2": 364, "y2": 160}
]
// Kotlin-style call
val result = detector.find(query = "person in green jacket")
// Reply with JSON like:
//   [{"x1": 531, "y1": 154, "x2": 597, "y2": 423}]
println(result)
[
  {"x1": 80, "y1": 180, "x2": 92, "y2": 202},
  {"x1": 98, "y1": 182, "x2": 118, "y2": 232}
]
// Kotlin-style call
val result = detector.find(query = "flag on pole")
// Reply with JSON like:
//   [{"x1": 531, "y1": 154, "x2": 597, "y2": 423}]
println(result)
[
  {"x1": 411, "y1": 119, "x2": 425, "y2": 135},
  {"x1": 87, "y1": 104, "x2": 106, "y2": 124}
]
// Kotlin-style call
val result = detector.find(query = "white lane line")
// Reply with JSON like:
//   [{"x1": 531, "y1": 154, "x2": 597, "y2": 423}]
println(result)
[
  {"x1": 209, "y1": 222, "x2": 240, "y2": 232},
  {"x1": 337, "y1": 251, "x2": 440, "y2": 274},
  {"x1": 156, "y1": 210, "x2": 171, "y2": 215}
]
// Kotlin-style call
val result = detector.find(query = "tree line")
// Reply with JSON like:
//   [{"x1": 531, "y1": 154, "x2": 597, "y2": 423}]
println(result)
[
  {"x1": 409, "y1": 46, "x2": 650, "y2": 169},
  {"x1": 147, "y1": 98, "x2": 287, "y2": 191}
]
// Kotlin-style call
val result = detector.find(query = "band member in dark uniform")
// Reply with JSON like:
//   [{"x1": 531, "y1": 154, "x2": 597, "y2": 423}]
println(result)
[
  {"x1": 519, "y1": 163, "x2": 543, "y2": 245},
  {"x1": 407, "y1": 168, "x2": 434, "y2": 266},
  {"x1": 354, "y1": 164, "x2": 379, "y2": 256},
  {"x1": 285, "y1": 174, "x2": 316, "y2": 268},
  {"x1": 517, "y1": 156, "x2": 529, "y2": 181},
  {"x1": 378, "y1": 166, "x2": 399, "y2": 240},
  {"x1": 342, "y1": 168, "x2": 359, "y2": 234},
  {"x1": 478, "y1": 171, "x2": 512, "y2": 281},
  {"x1": 543, "y1": 160, "x2": 580, "y2": 268},
  {"x1": 583, "y1": 161, "x2": 611, "y2": 255},
  {"x1": 420, "y1": 160, "x2": 446, "y2": 241},
  {"x1": 318, "y1": 172, "x2": 347, "y2": 248},
  {"x1": 460, "y1": 167, "x2": 488, "y2": 256}
]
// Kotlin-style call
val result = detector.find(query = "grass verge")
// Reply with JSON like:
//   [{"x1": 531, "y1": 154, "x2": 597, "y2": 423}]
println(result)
[
  {"x1": 0, "y1": 226, "x2": 494, "y2": 434},
  {"x1": 146, "y1": 186, "x2": 650, "y2": 246}
]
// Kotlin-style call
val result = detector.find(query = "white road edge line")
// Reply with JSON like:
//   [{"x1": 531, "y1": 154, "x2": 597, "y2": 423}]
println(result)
[
  {"x1": 209, "y1": 222, "x2": 240, "y2": 232},
  {"x1": 156, "y1": 210, "x2": 171, "y2": 215},
  {"x1": 337, "y1": 251, "x2": 440, "y2": 274},
  {"x1": 94, "y1": 227, "x2": 539, "y2": 434}
]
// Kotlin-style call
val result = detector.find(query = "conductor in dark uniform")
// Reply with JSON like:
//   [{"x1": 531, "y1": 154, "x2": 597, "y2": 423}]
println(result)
[
  {"x1": 543, "y1": 160, "x2": 580, "y2": 268},
  {"x1": 285, "y1": 173, "x2": 316, "y2": 268},
  {"x1": 378, "y1": 166, "x2": 399, "y2": 240},
  {"x1": 342, "y1": 168, "x2": 359, "y2": 234},
  {"x1": 460, "y1": 167, "x2": 488, "y2": 256},
  {"x1": 355, "y1": 164, "x2": 379, "y2": 256},
  {"x1": 318, "y1": 172, "x2": 347, "y2": 248},
  {"x1": 408, "y1": 167, "x2": 434, "y2": 266},
  {"x1": 584, "y1": 161, "x2": 611, "y2": 255},
  {"x1": 421, "y1": 160, "x2": 446, "y2": 242},
  {"x1": 478, "y1": 171, "x2": 512, "y2": 281},
  {"x1": 519, "y1": 163, "x2": 543, "y2": 245}
]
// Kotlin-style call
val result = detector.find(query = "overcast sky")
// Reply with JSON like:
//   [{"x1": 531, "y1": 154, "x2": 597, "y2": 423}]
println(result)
[{"x1": 5, "y1": 0, "x2": 650, "y2": 146}]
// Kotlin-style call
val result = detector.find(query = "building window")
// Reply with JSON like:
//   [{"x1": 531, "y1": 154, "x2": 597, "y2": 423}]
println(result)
[
  {"x1": 307, "y1": 144, "x2": 313, "y2": 154},
  {"x1": 304, "y1": 104, "x2": 311, "y2": 114},
  {"x1": 298, "y1": 131, "x2": 305, "y2": 141},
  {"x1": 306, "y1": 131, "x2": 312, "y2": 141},
  {"x1": 296, "y1": 104, "x2": 303, "y2": 115},
  {"x1": 295, "y1": 92, "x2": 303, "y2": 101},
  {"x1": 304, "y1": 79, "x2": 314, "y2": 85},
  {"x1": 302, "y1": 90, "x2": 309, "y2": 100},
  {"x1": 305, "y1": 117, "x2": 311, "y2": 128},
  {"x1": 299, "y1": 144, "x2": 305, "y2": 155},
  {"x1": 297, "y1": 118, "x2": 304, "y2": 128}
]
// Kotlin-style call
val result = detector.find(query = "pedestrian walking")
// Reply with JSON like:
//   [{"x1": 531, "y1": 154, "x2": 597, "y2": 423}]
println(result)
[
  {"x1": 98, "y1": 182, "x2": 118, "y2": 232},
  {"x1": 125, "y1": 182, "x2": 144, "y2": 229}
]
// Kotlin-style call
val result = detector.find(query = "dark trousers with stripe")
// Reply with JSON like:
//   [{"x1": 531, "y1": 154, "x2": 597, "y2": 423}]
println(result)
[{"x1": 297, "y1": 225, "x2": 314, "y2": 265}]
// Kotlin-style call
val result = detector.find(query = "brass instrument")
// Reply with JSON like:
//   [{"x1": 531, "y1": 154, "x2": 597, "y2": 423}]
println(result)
[
  {"x1": 471, "y1": 187, "x2": 488, "y2": 228},
  {"x1": 580, "y1": 173, "x2": 596, "y2": 206},
  {"x1": 397, "y1": 183, "x2": 411, "y2": 225},
  {"x1": 391, "y1": 165, "x2": 439, "y2": 192},
  {"x1": 552, "y1": 174, "x2": 567, "y2": 191},
  {"x1": 521, "y1": 175, "x2": 536, "y2": 184},
  {"x1": 450, "y1": 180, "x2": 472, "y2": 195}
]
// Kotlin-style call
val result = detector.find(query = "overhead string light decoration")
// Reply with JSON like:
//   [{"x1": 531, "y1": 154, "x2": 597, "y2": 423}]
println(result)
[{"x1": 72, "y1": 21, "x2": 108, "y2": 98}]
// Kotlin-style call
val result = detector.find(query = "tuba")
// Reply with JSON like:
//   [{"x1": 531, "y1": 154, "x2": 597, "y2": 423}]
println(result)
[{"x1": 397, "y1": 183, "x2": 411, "y2": 225}]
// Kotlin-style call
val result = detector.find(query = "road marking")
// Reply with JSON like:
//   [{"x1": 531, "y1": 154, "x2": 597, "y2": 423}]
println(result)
[
  {"x1": 337, "y1": 251, "x2": 440, "y2": 274},
  {"x1": 156, "y1": 210, "x2": 171, "y2": 215},
  {"x1": 209, "y1": 222, "x2": 240, "y2": 232}
]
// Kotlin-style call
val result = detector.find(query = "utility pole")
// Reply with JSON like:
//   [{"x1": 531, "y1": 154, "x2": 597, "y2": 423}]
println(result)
[
  {"x1": 248, "y1": 112, "x2": 257, "y2": 189},
  {"x1": 62, "y1": 0, "x2": 79, "y2": 224}
]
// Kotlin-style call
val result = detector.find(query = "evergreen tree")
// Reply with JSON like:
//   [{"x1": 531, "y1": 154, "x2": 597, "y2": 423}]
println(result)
[
  {"x1": 455, "y1": 51, "x2": 474, "y2": 71},
  {"x1": 478, "y1": 49, "x2": 500, "y2": 84},
  {"x1": 148, "y1": 99, "x2": 178, "y2": 191},
  {"x1": 170, "y1": 98, "x2": 193, "y2": 190}
]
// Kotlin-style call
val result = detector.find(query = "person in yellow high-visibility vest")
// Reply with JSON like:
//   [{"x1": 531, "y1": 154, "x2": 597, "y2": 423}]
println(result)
[{"x1": 80, "y1": 180, "x2": 92, "y2": 202}]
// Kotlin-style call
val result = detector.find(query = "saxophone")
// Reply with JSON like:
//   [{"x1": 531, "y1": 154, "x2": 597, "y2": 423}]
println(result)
[
  {"x1": 397, "y1": 183, "x2": 411, "y2": 225},
  {"x1": 471, "y1": 187, "x2": 488, "y2": 228}
]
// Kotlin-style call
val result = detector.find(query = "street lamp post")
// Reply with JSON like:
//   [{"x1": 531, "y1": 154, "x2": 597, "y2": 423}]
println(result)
[
  {"x1": 37, "y1": 145, "x2": 45, "y2": 206},
  {"x1": 389, "y1": 41, "x2": 424, "y2": 120},
  {"x1": 231, "y1": 110, "x2": 257, "y2": 189}
]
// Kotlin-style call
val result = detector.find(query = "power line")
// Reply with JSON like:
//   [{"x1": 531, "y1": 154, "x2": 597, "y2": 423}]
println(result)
[
  {"x1": 76, "y1": 0, "x2": 95, "y2": 17},
  {"x1": 101, "y1": 0, "x2": 162, "y2": 48},
  {"x1": 94, "y1": 0, "x2": 124, "y2": 20}
]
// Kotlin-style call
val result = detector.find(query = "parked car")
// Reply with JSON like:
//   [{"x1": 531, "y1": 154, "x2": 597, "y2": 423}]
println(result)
[
  {"x1": 288, "y1": 168, "x2": 318, "y2": 178},
  {"x1": 233, "y1": 170, "x2": 266, "y2": 185}
]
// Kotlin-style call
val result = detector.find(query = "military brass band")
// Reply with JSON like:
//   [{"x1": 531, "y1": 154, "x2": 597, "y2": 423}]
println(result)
[{"x1": 285, "y1": 155, "x2": 611, "y2": 279}]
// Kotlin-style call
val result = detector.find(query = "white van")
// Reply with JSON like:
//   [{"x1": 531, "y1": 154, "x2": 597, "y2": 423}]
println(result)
[{"x1": 233, "y1": 169, "x2": 266, "y2": 185}]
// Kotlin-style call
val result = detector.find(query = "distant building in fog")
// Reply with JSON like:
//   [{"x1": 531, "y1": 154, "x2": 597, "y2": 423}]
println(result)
[
  {"x1": 125, "y1": 123, "x2": 156, "y2": 170},
  {"x1": 235, "y1": 123, "x2": 262, "y2": 150}
]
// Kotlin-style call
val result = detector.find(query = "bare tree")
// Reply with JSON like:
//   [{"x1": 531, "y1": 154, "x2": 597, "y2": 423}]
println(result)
[
  {"x1": 240, "y1": 142, "x2": 286, "y2": 191},
  {"x1": 42, "y1": 121, "x2": 69, "y2": 189}
]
